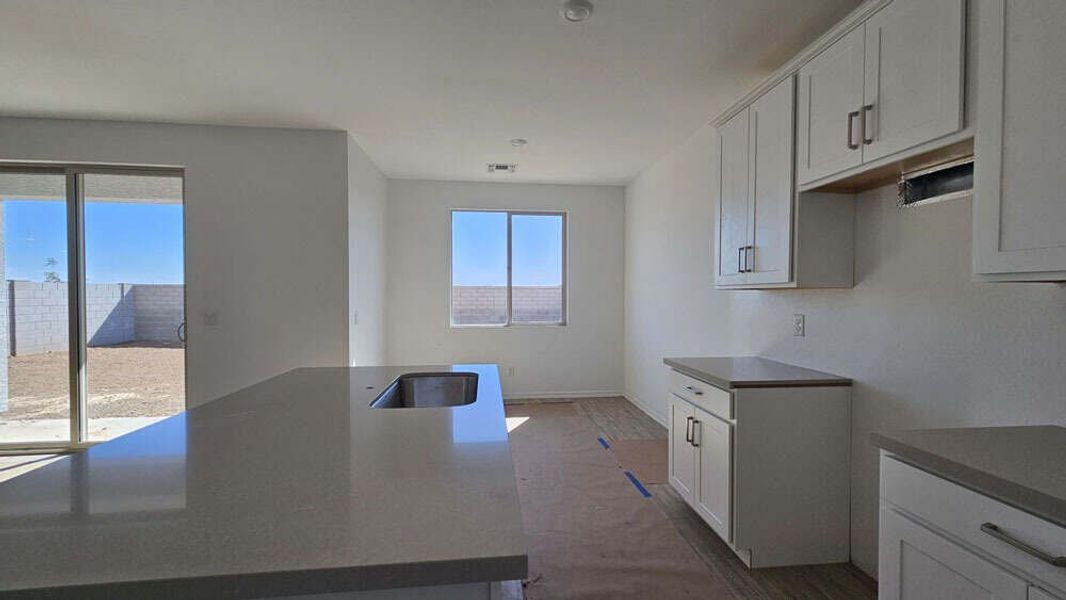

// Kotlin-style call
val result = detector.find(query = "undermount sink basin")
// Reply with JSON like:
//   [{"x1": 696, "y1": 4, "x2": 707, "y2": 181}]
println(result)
[{"x1": 370, "y1": 372, "x2": 478, "y2": 409}]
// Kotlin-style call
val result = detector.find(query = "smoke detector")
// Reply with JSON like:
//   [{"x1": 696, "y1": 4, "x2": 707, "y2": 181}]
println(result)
[
  {"x1": 560, "y1": 0, "x2": 594, "y2": 23},
  {"x1": 487, "y1": 163, "x2": 517, "y2": 174}
]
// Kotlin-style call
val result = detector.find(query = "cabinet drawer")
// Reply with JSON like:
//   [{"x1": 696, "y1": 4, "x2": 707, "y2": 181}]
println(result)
[
  {"x1": 669, "y1": 370, "x2": 732, "y2": 420},
  {"x1": 882, "y1": 455, "x2": 1066, "y2": 594}
]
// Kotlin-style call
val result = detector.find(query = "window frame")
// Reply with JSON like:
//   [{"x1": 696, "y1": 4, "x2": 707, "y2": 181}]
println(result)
[{"x1": 449, "y1": 208, "x2": 568, "y2": 328}]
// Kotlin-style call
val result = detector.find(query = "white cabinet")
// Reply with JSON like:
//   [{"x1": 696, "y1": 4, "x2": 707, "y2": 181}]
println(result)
[
  {"x1": 861, "y1": 0, "x2": 965, "y2": 162},
  {"x1": 716, "y1": 109, "x2": 750, "y2": 286},
  {"x1": 668, "y1": 394, "x2": 696, "y2": 503},
  {"x1": 693, "y1": 410, "x2": 732, "y2": 542},
  {"x1": 973, "y1": 0, "x2": 1066, "y2": 281},
  {"x1": 716, "y1": 76, "x2": 793, "y2": 287},
  {"x1": 1031, "y1": 587, "x2": 1064, "y2": 600},
  {"x1": 665, "y1": 367, "x2": 851, "y2": 567},
  {"x1": 716, "y1": 74, "x2": 856, "y2": 290},
  {"x1": 797, "y1": 0, "x2": 965, "y2": 187},
  {"x1": 880, "y1": 507, "x2": 1029, "y2": 600},
  {"x1": 797, "y1": 26, "x2": 865, "y2": 184},
  {"x1": 746, "y1": 75, "x2": 796, "y2": 285},
  {"x1": 669, "y1": 394, "x2": 730, "y2": 540},
  {"x1": 880, "y1": 455, "x2": 1066, "y2": 600}
]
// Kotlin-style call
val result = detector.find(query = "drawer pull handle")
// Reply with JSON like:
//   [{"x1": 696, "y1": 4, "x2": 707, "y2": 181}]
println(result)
[
  {"x1": 980, "y1": 522, "x2": 1066, "y2": 567},
  {"x1": 683, "y1": 385, "x2": 704, "y2": 396}
]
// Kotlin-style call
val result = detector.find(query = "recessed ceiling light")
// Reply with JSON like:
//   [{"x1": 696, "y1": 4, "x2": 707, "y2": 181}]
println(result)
[
  {"x1": 510, "y1": 138, "x2": 528, "y2": 148},
  {"x1": 560, "y1": 0, "x2": 594, "y2": 23}
]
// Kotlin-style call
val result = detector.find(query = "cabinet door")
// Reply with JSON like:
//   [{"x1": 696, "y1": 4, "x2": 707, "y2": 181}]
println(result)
[
  {"x1": 746, "y1": 76, "x2": 795, "y2": 285},
  {"x1": 693, "y1": 408, "x2": 732, "y2": 543},
  {"x1": 1030, "y1": 587, "x2": 1064, "y2": 600},
  {"x1": 879, "y1": 507, "x2": 1029, "y2": 600},
  {"x1": 716, "y1": 109, "x2": 750, "y2": 286},
  {"x1": 974, "y1": 0, "x2": 1066, "y2": 278},
  {"x1": 796, "y1": 25, "x2": 865, "y2": 186},
  {"x1": 861, "y1": 0, "x2": 964, "y2": 162},
  {"x1": 668, "y1": 395, "x2": 696, "y2": 503}
]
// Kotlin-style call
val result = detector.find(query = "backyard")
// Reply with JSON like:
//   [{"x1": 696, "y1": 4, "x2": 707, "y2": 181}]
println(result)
[{"x1": 4, "y1": 343, "x2": 184, "y2": 420}]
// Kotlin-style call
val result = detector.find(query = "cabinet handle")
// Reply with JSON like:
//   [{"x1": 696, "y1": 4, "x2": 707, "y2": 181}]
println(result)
[
  {"x1": 685, "y1": 416, "x2": 693, "y2": 443},
  {"x1": 980, "y1": 523, "x2": 1066, "y2": 567},
  {"x1": 847, "y1": 110, "x2": 860, "y2": 150},
  {"x1": 691, "y1": 420, "x2": 700, "y2": 447},
  {"x1": 746, "y1": 245, "x2": 754, "y2": 273},
  {"x1": 683, "y1": 385, "x2": 704, "y2": 396},
  {"x1": 737, "y1": 246, "x2": 744, "y2": 274},
  {"x1": 861, "y1": 104, "x2": 874, "y2": 145}
]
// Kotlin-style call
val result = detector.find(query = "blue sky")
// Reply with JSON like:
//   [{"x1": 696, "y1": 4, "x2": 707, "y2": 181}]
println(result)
[
  {"x1": 4, "y1": 200, "x2": 184, "y2": 284},
  {"x1": 452, "y1": 211, "x2": 562, "y2": 286}
]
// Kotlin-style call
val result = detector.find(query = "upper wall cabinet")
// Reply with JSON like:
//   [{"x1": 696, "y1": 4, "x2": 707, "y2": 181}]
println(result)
[
  {"x1": 973, "y1": 0, "x2": 1066, "y2": 281},
  {"x1": 716, "y1": 78, "x2": 795, "y2": 287},
  {"x1": 797, "y1": 0, "x2": 965, "y2": 187},
  {"x1": 715, "y1": 77, "x2": 855, "y2": 289}
]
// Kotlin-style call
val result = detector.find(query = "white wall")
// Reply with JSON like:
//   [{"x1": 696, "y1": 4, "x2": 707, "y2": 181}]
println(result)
[
  {"x1": 624, "y1": 123, "x2": 1066, "y2": 576},
  {"x1": 347, "y1": 136, "x2": 388, "y2": 366},
  {"x1": 0, "y1": 117, "x2": 382, "y2": 406},
  {"x1": 386, "y1": 180, "x2": 625, "y2": 398}
]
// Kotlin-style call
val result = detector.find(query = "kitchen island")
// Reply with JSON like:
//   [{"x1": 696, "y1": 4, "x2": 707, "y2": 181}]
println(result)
[{"x1": 0, "y1": 364, "x2": 526, "y2": 599}]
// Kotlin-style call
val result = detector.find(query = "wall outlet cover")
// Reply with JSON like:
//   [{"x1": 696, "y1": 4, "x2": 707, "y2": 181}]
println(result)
[{"x1": 792, "y1": 314, "x2": 805, "y2": 337}]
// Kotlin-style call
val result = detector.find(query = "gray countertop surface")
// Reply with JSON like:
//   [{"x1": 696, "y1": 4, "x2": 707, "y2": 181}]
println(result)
[
  {"x1": 872, "y1": 425, "x2": 1066, "y2": 529},
  {"x1": 0, "y1": 364, "x2": 526, "y2": 599},
  {"x1": 663, "y1": 356, "x2": 852, "y2": 389}
]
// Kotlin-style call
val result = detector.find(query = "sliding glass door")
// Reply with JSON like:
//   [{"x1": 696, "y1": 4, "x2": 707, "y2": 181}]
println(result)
[
  {"x1": 0, "y1": 172, "x2": 72, "y2": 446},
  {"x1": 0, "y1": 167, "x2": 185, "y2": 451}
]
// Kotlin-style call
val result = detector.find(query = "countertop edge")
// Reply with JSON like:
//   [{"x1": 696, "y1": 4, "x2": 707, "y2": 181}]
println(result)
[
  {"x1": 871, "y1": 432, "x2": 1066, "y2": 530},
  {"x1": 663, "y1": 358, "x2": 853, "y2": 389},
  {"x1": 1, "y1": 554, "x2": 530, "y2": 600}
]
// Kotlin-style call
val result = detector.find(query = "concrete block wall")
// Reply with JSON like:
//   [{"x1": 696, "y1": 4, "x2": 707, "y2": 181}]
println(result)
[
  {"x1": 86, "y1": 283, "x2": 134, "y2": 346},
  {"x1": 6, "y1": 281, "x2": 184, "y2": 355},
  {"x1": 451, "y1": 286, "x2": 563, "y2": 324},
  {"x1": 134, "y1": 284, "x2": 185, "y2": 343},
  {"x1": 9, "y1": 281, "x2": 75, "y2": 355}
]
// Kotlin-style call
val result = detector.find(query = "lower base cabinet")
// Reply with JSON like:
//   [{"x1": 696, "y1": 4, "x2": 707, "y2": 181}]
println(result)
[
  {"x1": 880, "y1": 507, "x2": 1029, "y2": 599},
  {"x1": 879, "y1": 455, "x2": 1066, "y2": 600},
  {"x1": 666, "y1": 368, "x2": 850, "y2": 568}
]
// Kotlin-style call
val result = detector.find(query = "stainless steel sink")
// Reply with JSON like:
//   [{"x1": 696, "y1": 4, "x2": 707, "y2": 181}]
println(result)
[{"x1": 370, "y1": 372, "x2": 478, "y2": 408}]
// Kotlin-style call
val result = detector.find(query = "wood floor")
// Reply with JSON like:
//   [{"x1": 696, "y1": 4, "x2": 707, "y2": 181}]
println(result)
[{"x1": 512, "y1": 396, "x2": 877, "y2": 600}]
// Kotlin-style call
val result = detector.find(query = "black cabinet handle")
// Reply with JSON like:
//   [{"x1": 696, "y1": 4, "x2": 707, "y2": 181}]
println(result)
[
  {"x1": 980, "y1": 523, "x2": 1066, "y2": 567},
  {"x1": 847, "y1": 109, "x2": 861, "y2": 150},
  {"x1": 684, "y1": 416, "x2": 693, "y2": 443},
  {"x1": 691, "y1": 420, "x2": 700, "y2": 447},
  {"x1": 861, "y1": 104, "x2": 875, "y2": 145}
]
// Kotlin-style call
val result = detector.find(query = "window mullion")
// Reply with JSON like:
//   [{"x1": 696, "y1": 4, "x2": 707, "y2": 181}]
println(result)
[{"x1": 506, "y1": 212, "x2": 513, "y2": 326}]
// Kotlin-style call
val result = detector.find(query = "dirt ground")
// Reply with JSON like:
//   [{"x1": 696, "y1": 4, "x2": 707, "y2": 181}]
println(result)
[{"x1": 4, "y1": 342, "x2": 185, "y2": 420}]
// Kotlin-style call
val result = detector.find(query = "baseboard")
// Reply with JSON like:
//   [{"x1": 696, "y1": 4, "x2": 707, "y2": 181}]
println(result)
[
  {"x1": 503, "y1": 390, "x2": 624, "y2": 402},
  {"x1": 623, "y1": 391, "x2": 668, "y2": 427}
]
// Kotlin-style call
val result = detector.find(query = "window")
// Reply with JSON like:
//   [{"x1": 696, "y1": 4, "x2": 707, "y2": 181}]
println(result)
[{"x1": 451, "y1": 210, "x2": 566, "y2": 327}]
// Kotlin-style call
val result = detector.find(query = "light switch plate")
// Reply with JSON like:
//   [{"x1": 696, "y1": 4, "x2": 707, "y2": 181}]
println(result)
[{"x1": 792, "y1": 314, "x2": 805, "y2": 337}]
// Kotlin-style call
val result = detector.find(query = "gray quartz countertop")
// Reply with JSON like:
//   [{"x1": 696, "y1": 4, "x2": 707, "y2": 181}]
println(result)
[
  {"x1": 663, "y1": 356, "x2": 851, "y2": 389},
  {"x1": 872, "y1": 426, "x2": 1066, "y2": 529},
  {"x1": 0, "y1": 364, "x2": 526, "y2": 599}
]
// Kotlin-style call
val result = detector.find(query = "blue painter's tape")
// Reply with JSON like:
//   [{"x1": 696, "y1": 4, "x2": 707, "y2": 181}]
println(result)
[
  {"x1": 624, "y1": 471, "x2": 652, "y2": 498},
  {"x1": 597, "y1": 437, "x2": 610, "y2": 449}
]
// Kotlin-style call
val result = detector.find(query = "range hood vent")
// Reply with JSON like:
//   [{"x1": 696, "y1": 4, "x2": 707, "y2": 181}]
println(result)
[{"x1": 897, "y1": 156, "x2": 974, "y2": 208}]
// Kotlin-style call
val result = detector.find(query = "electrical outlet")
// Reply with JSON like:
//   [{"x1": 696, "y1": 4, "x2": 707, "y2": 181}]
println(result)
[
  {"x1": 502, "y1": 367, "x2": 517, "y2": 378},
  {"x1": 792, "y1": 314, "x2": 805, "y2": 337}
]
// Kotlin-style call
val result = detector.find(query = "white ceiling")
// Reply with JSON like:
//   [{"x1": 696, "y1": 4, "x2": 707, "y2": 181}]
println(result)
[{"x1": 0, "y1": 0, "x2": 860, "y2": 184}]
